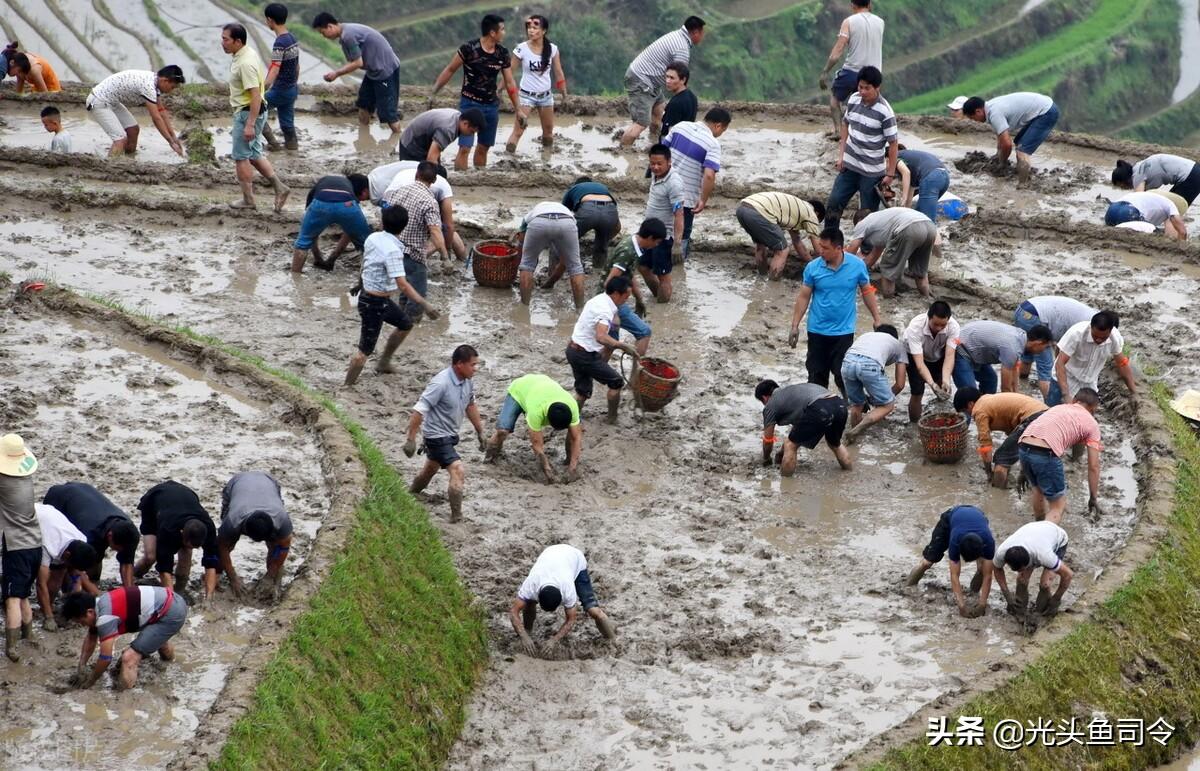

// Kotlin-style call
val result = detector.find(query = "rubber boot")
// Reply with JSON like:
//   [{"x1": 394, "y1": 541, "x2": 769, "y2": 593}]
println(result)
[
  {"x1": 6, "y1": 627, "x2": 19, "y2": 662},
  {"x1": 20, "y1": 621, "x2": 32, "y2": 640},
  {"x1": 905, "y1": 563, "x2": 928, "y2": 586},
  {"x1": 283, "y1": 129, "x2": 299, "y2": 151},
  {"x1": 448, "y1": 489, "x2": 463, "y2": 523},
  {"x1": 263, "y1": 122, "x2": 284, "y2": 151},
  {"x1": 969, "y1": 570, "x2": 984, "y2": 594},
  {"x1": 606, "y1": 392, "x2": 620, "y2": 425}
]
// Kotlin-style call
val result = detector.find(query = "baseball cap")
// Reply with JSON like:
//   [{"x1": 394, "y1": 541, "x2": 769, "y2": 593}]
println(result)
[{"x1": 947, "y1": 96, "x2": 968, "y2": 111}]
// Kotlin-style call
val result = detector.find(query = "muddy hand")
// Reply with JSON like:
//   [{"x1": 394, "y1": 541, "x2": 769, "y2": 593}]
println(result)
[
  {"x1": 967, "y1": 603, "x2": 987, "y2": 618},
  {"x1": 787, "y1": 329, "x2": 799, "y2": 348},
  {"x1": 540, "y1": 638, "x2": 560, "y2": 658},
  {"x1": 423, "y1": 304, "x2": 441, "y2": 321},
  {"x1": 1088, "y1": 496, "x2": 1107, "y2": 518},
  {"x1": 933, "y1": 384, "x2": 951, "y2": 401},
  {"x1": 818, "y1": 74, "x2": 829, "y2": 91},
  {"x1": 1034, "y1": 586, "x2": 1051, "y2": 614},
  {"x1": 520, "y1": 636, "x2": 538, "y2": 657},
  {"x1": 403, "y1": 439, "x2": 417, "y2": 458},
  {"x1": 564, "y1": 467, "x2": 581, "y2": 483},
  {"x1": 477, "y1": 432, "x2": 488, "y2": 453}
]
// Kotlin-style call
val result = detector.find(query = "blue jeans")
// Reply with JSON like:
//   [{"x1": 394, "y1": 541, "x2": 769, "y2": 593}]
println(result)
[
  {"x1": 952, "y1": 354, "x2": 998, "y2": 394},
  {"x1": 1018, "y1": 445, "x2": 1066, "y2": 501},
  {"x1": 840, "y1": 353, "x2": 894, "y2": 406},
  {"x1": 294, "y1": 199, "x2": 370, "y2": 250},
  {"x1": 402, "y1": 256, "x2": 428, "y2": 322},
  {"x1": 497, "y1": 394, "x2": 524, "y2": 432},
  {"x1": 680, "y1": 207, "x2": 695, "y2": 261},
  {"x1": 611, "y1": 303, "x2": 651, "y2": 340},
  {"x1": 1105, "y1": 200, "x2": 1143, "y2": 227},
  {"x1": 1013, "y1": 301, "x2": 1054, "y2": 384},
  {"x1": 458, "y1": 96, "x2": 500, "y2": 147},
  {"x1": 1014, "y1": 104, "x2": 1059, "y2": 155},
  {"x1": 574, "y1": 568, "x2": 599, "y2": 610},
  {"x1": 825, "y1": 168, "x2": 882, "y2": 228},
  {"x1": 914, "y1": 168, "x2": 950, "y2": 222},
  {"x1": 266, "y1": 84, "x2": 298, "y2": 135}
]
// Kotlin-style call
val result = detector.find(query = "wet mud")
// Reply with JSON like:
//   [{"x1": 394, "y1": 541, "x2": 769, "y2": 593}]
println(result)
[{"x1": 0, "y1": 93, "x2": 1190, "y2": 767}]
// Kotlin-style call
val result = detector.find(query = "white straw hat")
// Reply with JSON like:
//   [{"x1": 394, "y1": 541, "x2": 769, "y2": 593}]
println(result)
[{"x1": 0, "y1": 434, "x2": 38, "y2": 477}]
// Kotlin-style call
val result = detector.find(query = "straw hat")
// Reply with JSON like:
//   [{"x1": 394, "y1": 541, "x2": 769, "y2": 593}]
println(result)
[
  {"x1": 1148, "y1": 190, "x2": 1187, "y2": 218},
  {"x1": 0, "y1": 434, "x2": 38, "y2": 477}
]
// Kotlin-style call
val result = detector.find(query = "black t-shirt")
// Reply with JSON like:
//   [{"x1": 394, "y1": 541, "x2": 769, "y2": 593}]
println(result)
[
  {"x1": 306, "y1": 175, "x2": 356, "y2": 207},
  {"x1": 458, "y1": 38, "x2": 511, "y2": 104},
  {"x1": 660, "y1": 89, "x2": 698, "y2": 141},
  {"x1": 137, "y1": 481, "x2": 219, "y2": 574},
  {"x1": 43, "y1": 482, "x2": 136, "y2": 565}
]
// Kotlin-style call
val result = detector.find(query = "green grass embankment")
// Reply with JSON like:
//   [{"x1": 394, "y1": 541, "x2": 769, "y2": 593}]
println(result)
[
  {"x1": 82, "y1": 297, "x2": 489, "y2": 769},
  {"x1": 1119, "y1": 90, "x2": 1200, "y2": 146},
  {"x1": 872, "y1": 383, "x2": 1200, "y2": 770}
]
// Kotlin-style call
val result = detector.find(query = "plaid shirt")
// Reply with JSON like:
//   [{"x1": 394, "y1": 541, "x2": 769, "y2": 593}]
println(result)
[{"x1": 381, "y1": 182, "x2": 442, "y2": 263}]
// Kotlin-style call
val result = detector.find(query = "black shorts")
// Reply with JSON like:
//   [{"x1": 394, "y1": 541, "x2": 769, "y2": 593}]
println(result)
[
  {"x1": 424, "y1": 436, "x2": 462, "y2": 469},
  {"x1": 639, "y1": 237, "x2": 674, "y2": 276},
  {"x1": 565, "y1": 345, "x2": 624, "y2": 399},
  {"x1": 1170, "y1": 163, "x2": 1200, "y2": 206},
  {"x1": 906, "y1": 358, "x2": 944, "y2": 396},
  {"x1": 788, "y1": 396, "x2": 848, "y2": 449},
  {"x1": 921, "y1": 508, "x2": 955, "y2": 564},
  {"x1": 139, "y1": 510, "x2": 158, "y2": 536},
  {"x1": 992, "y1": 410, "x2": 1047, "y2": 469},
  {"x1": 1, "y1": 546, "x2": 41, "y2": 599},
  {"x1": 357, "y1": 293, "x2": 412, "y2": 355}
]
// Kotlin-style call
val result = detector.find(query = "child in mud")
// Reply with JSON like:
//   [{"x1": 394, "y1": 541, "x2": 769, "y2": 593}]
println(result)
[
  {"x1": 906, "y1": 505, "x2": 995, "y2": 618},
  {"x1": 217, "y1": 471, "x2": 295, "y2": 602},
  {"x1": 63, "y1": 586, "x2": 188, "y2": 690},
  {"x1": 344, "y1": 204, "x2": 441, "y2": 386},
  {"x1": 484, "y1": 373, "x2": 583, "y2": 484},
  {"x1": 40, "y1": 106, "x2": 71, "y2": 153},
  {"x1": 595, "y1": 217, "x2": 666, "y2": 358},
  {"x1": 755, "y1": 379, "x2": 852, "y2": 473},
  {"x1": 403, "y1": 345, "x2": 487, "y2": 523},
  {"x1": 510, "y1": 544, "x2": 616, "y2": 657},
  {"x1": 992, "y1": 519, "x2": 1071, "y2": 619}
]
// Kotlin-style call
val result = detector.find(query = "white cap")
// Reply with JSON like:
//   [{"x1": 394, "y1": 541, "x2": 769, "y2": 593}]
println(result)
[{"x1": 947, "y1": 96, "x2": 968, "y2": 111}]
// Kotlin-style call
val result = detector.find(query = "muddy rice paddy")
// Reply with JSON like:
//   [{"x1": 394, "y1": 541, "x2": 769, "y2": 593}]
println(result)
[{"x1": 1, "y1": 91, "x2": 1195, "y2": 768}]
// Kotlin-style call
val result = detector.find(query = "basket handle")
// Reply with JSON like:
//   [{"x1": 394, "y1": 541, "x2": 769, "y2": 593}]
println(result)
[{"x1": 618, "y1": 350, "x2": 644, "y2": 411}]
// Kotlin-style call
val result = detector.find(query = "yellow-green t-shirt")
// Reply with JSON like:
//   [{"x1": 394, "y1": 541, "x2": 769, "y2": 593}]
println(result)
[
  {"x1": 229, "y1": 46, "x2": 266, "y2": 109},
  {"x1": 507, "y1": 374, "x2": 580, "y2": 432}
]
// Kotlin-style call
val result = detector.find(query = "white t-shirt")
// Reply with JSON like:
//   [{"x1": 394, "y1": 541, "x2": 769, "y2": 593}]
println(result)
[
  {"x1": 88, "y1": 69, "x2": 159, "y2": 107},
  {"x1": 516, "y1": 544, "x2": 587, "y2": 609},
  {"x1": 50, "y1": 131, "x2": 72, "y2": 153},
  {"x1": 571, "y1": 293, "x2": 619, "y2": 352},
  {"x1": 1120, "y1": 191, "x2": 1176, "y2": 226},
  {"x1": 522, "y1": 201, "x2": 574, "y2": 225},
  {"x1": 993, "y1": 521, "x2": 1069, "y2": 571},
  {"x1": 513, "y1": 41, "x2": 558, "y2": 93},
  {"x1": 370, "y1": 161, "x2": 454, "y2": 204},
  {"x1": 36, "y1": 503, "x2": 87, "y2": 567},
  {"x1": 904, "y1": 312, "x2": 960, "y2": 361},
  {"x1": 1057, "y1": 320, "x2": 1124, "y2": 395}
]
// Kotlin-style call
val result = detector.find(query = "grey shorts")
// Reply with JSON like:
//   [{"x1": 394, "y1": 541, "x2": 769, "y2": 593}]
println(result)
[
  {"x1": 736, "y1": 203, "x2": 788, "y2": 252},
  {"x1": 624, "y1": 71, "x2": 664, "y2": 126},
  {"x1": 130, "y1": 593, "x2": 188, "y2": 655},
  {"x1": 878, "y1": 220, "x2": 937, "y2": 282},
  {"x1": 520, "y1": 215, "x2": 583, "y2": 277}
]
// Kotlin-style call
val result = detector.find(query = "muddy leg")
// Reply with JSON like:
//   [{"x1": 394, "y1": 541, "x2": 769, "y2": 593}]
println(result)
[
  {"x1": 1013, "y1": 580, "x2": 1030, "y2": 619},
  {"x1": 970, "y1": 569, "x2": 984, "y2": 594},
  {"x1": 158, "y1": 641, "x2": 175, "y2": 662},
  {"x1": 831, "y1": 443, "x2": 852, "y2": 470},
  {"x1": 1034, "y1": 584, "x2": 1051, "y2": 614},
  {"x1": 568, "y1": 275, "x2": 586, "y2": 310},
  {"x1": 134, "y1": 534, "x2": 157, "y2": 578},
  {"x1": 447, "y1": 461, "x2": 465, "y2": 523},
  {"x1": 606, "y1": 389, "x2": 621, "y2": 425},
  {"x1": 375, "y1": 328, "x2": 409, "y2": 374},
  {"x1": 588, "y1": 607, "x2": 617, "y2": 640},
  {"x1": 1016, "y1": 152, "x2": 1032, "y2": 184},
  {"x1": 518, "y1": 270, "x2": 535, "y2": 305},
  {"x1": 5, "y1": 597, "x2": 23, "y2": 661},
  {"x1": 908, "y1": 392, "x2": 923, "y2": 423},
  {"x1": 780, "y1": 440, "x2": 799, "y2": 477},
  {"x1": 409, "y1": 458, "x2": 440, "y2": 494},
  {"x1": 118, "y1": 648, "x2": 141, "y2": 689},
  {"x1": 522, "y1": 601, "x2": 537, "y2": 632},
  {"x1": 345, "y1": 351, "x2": 368, "y2": 386},
  {"x1": 906, "y1": 559, "x2": 932, "y2": 586}
]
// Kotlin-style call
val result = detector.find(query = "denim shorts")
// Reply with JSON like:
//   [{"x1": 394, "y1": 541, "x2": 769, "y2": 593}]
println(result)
[
  {"x1": 497, "y1": 394, "x2": 526, "y2": 433},
  {"x1": 841, "y1": 352, "x2": 895, "y2": 406},
  {"x1": 519, "y1": 89, "x2": 555, "y2": 108},
  {"x1": 612, "y1": 303, "x2": 651, "y2": 340},
  {"x1": 1013, "y1": 104, "x2": 1059, "y2": 155},
  {"x1": 294, "y1": 199, "x2": 371, "y2": 251},
  {"x1": 573, "y1": 568, "x2": 598, "y2": 611},
  {"x1": 458, "y1": 96, "x2": 500, "y2": 147},
  {"x1": 1018, "y1": 444, "x2": 1066, "y2": 501},
  {"x1": 231, "y1": 109, "x2": 267, "y2": 161}
]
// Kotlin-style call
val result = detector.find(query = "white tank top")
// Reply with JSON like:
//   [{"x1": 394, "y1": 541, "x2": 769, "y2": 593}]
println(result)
[{"x1": 844, "y1": 12, "x2": 884, "y2": 72}]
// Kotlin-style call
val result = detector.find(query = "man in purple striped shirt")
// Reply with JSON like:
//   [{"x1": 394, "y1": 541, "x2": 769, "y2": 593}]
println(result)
[{"x1": 663, "y1": 107, "x2": 731, "y2": 261}]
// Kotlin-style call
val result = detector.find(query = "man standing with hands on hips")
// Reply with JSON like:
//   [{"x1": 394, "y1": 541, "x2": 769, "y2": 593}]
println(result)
[{"x1": 221, "y1": 23, "x2": 290, "y2": 212}]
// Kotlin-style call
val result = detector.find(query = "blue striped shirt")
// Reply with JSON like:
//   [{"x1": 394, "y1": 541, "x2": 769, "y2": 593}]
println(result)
[
  {"x1": 843, "y1": 93, "x2": 898, "y2": 176},
  {"x1": 663, "y1": 121, "x2": 721, "y2": 208}
]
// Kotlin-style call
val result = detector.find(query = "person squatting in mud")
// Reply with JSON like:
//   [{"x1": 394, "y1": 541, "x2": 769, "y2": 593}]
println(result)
[
  {"x1": 755, "y1": 380, "x2": 852, "y2": 473},
  {"x1": 133, "y1": 481, "x2": 220, "y2": 606},
  {"x1": 567, "y1": 276, "x2": 642, "y2": 424},
  {"x1": 292, "y1": 173, "x2": 372, "y2": 273},
  {"x1": 953, "y1": 389, "x2": 1047, "y2": 489},
  {"x1": 907, "y1": 504, "x2": 996, "y2": 618},
  {"x1": 992, "y1": 519, "x2": 1071, "y2": 619},
  {"x1": 485, "y1": 374, "x2": 582, "y2": 484},
  {"x1": 64, "y1": 585, "x2": 188, "y2": 690},
  {"x1": 510, "y1": 544, "x2": 616, "y2": 657},
  {"x1": 404, "y1": 345, "x2": 487, "y2": 523},
  {"x1": 217, "y1": 471, "x2": 295, "y2": 602},
  {"x1": 1016, "y1": 389, "x2": 1106, "y2": 524}
]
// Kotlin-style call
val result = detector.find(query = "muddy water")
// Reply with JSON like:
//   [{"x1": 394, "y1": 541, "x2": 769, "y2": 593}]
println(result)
[{"x1": 0, "y1": 306, "x2": 328, "y2": 770}]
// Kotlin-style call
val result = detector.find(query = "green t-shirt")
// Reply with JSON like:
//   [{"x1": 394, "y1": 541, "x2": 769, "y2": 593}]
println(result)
[
  {"x1": 598, "y1": 237, "x2": 640, "y2": 293},
  {"x1": 507, "y1": 374, "x2": 580, "y2": 431}
]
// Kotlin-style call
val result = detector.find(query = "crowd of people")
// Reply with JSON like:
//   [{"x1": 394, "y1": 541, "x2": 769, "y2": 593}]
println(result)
[{"x1": 0, "y1": 0, "x2": 1191, "y2": 680}]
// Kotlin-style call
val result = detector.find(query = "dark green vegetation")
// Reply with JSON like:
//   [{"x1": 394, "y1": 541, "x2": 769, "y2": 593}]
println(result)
[
  {"x1": 872, "y1": 384, "x2": 1200, "y2": 770},
  {"x1": 277, "y1": 0, "x2": 1193, "y2": 144}
]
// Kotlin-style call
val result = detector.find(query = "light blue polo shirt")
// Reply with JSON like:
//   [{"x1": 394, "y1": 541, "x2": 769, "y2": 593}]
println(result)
[{"x1": 802, "y1": 252, "x2": 870, "y2": 336}]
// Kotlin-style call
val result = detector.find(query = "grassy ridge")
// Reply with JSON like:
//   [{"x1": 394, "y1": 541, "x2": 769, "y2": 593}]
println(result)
[
  {"x1": 873, "y1": 383, "x2": 1198, "y2": 770},
  {"x1": 77, "y1": 296, "x2": 489, "y2": 769}
]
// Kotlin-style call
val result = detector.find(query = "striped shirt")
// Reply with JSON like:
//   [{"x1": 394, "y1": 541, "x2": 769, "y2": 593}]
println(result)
[
  {"x1": 949, "y1": 321, "x2": 1027, "y2": 367},
  {"x1": 664, "y1": 121, "x2": 721, "y2": 208},
  {"x1": 741, "y1": 193, "x2": 821, "y2": 237},
  {"x1": 842, "y1": 93, "x2": 898, "y2": 176},
  {"x1": 95, "y1": 587, "x2": 172, "y2": 641},
  {"x1": 361, "y1": 232, "x2": 407, "y2": 294},
  {"x1": 270, "y1": 32, "x2": 300, "y2": 90},
  {"x1": 627, "y1": 27, "x2": 692, "y2": 90},
  {"x1": 381, "y1": 183, "x2": 442, "y2": 263}
]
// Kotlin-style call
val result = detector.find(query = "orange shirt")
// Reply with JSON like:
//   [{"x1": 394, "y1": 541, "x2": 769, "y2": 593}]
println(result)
[
  {"x1": 18, "y1": 54, "x2": 61, "y2": 93},
  {"x1": 971, "y1": 393, "x2": 1045, "y2": 448}
]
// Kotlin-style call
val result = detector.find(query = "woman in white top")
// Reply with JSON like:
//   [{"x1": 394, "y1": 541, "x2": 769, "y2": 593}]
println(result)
[
  {"x1": 504, "y1": 15, "x2": 566, "y2": 153},
  {"x1": 1104, "y1": 191, "x2": 1188, "y2": 240}
]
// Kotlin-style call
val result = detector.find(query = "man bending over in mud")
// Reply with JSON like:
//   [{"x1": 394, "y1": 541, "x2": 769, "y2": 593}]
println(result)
[
  {"x1": 755, "y1": 379, "x2": 851, "y2": 474},
  {"x1": 64, "y1": 586, "x2": 188, "y2": 690},
  {"x1": 217, "y1": 471, "x2": 294, "y2": 602},
  {"x1": 992, "y1": 519, "x2": 1071, "y2": 619},
  {"x1": 1016, "y1": 388, "x2": 1105, "y2": 523},
  {"x1": 510, "y1": 543, "x2": 616, "y2": 657},
  {"x1": 485, "y1": 373, "x2": 582, "y2": 484},
  {"x1": 906, "y1": 505, "x2": 995, "y2": 618}
]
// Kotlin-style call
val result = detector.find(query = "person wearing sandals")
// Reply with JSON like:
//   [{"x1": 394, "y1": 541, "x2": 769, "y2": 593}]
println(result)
[{"x1": 504, "y1": 15, "x2": 566, "y2": 152}]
